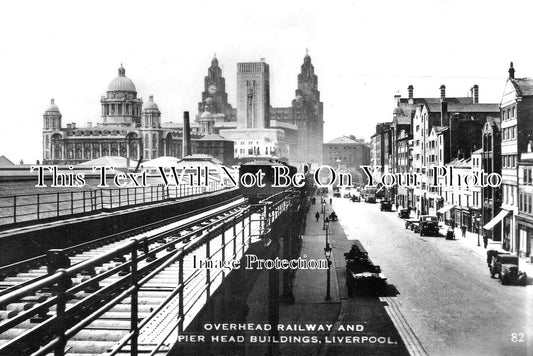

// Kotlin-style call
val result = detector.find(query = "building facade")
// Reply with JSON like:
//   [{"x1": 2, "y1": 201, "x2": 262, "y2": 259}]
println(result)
[
  {"x1": 496, "y1": 62, "x2": 533, "y2": 256},
  {"x1": 322, "y1": 136, "x2": 370, "y2": 185},
  {"x1": 42, "y1": 65, "x2": 235, "y2": 165}
]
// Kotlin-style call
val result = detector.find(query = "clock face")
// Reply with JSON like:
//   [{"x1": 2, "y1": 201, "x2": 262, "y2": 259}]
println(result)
[{"x1": 208, "y1": 84, "x2": 217, "y2": 94}]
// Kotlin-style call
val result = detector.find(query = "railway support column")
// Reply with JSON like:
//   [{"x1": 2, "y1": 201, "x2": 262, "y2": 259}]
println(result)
[
  {"x1": 130, "y1": 241, "x2": 139, "y2": 356},
  {"x1": 267, "y1": 233, "x2": 280, "y2": 356},
  {"x1": 54, "y1": 269, "x2": 72, "y2": 356}
]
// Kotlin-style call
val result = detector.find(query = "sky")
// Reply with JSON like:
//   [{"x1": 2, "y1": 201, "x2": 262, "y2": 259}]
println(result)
[{"x1": 2, "y1": 0, "x2": 533, "y2": 163}]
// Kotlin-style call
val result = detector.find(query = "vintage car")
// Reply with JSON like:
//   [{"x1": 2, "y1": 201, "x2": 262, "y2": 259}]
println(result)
[
  {"x1": 489, "y1": 252, "x2": 527, "y2": 285},
  {"x1": 344, "y1": 241, "x2": 387, "y2": 296},
  {"x1": 398, "y1": 208, "x2": 410, "y2": 219},
  {"x1": 500, "y1": 265, "x2": 527, "y2": 285},
  {"x1": 365, "y1": 195, "x2": 376, "y2": 203},
  {"x1": 419, "y1": 215, "x2": 439, "y2": 236},
  {"x1": 405, "y1": 218, "x2": 420, "y2": 232},
  {"x1": 489, "y1": 252, "x2": 514, "y2": 278},
  {"x1": 380, "y1": 200, "x2": 393, "y2": 211}
]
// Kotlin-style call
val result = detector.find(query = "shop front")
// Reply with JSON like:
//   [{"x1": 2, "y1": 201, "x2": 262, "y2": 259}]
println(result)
[
  {"x1": 516, "y1": 216, "x2": 532, "y2": 259},
  {"x1": 484, "y1": 209, "x2": 510, "y2": 249}
]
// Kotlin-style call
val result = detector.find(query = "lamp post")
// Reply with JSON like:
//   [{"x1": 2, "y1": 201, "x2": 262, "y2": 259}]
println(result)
[
  {"x1": 324, "y1": 219, "x2": 331, "y2": 301},
  {"x1": 476, "y1": 216, "x2": 481, "y2": 246}
]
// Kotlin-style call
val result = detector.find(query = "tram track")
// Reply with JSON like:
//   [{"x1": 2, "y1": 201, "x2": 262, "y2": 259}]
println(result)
[{"x1": 0, "y1": 197, "x2": 251, "y2": 355}]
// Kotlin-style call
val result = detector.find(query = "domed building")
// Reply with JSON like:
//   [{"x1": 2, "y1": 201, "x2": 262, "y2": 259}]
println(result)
[
  {"x1": 100, "y1": 64, "x2": 143, "y2": 128},
  {"x1": 41, "y1": 65, "x2": 227, "y2": 165}
]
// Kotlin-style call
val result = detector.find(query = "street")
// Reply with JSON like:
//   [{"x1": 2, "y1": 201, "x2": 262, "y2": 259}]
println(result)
[{"x1": 332, "y1": 197, "x2": 532, "y2": 356}]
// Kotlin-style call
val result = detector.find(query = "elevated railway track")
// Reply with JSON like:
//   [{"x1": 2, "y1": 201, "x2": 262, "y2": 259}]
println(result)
[{"x1": 0, "y1": 190, "x2": 302, "y2": 355}]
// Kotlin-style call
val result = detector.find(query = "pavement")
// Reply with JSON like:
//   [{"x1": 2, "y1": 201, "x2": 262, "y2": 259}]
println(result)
[
  {"x1": 405, "y1": 207, "x2": 533, "y2": 277},
  {"x1": 277, "y1": 199, "x2": 532, "y2": 356},
  {"x1": 436, "y1": 219, "x2": 533, "y2": 278},
  {"x1": 278, "y1": 200, "x2": 409, "y2": 356}
]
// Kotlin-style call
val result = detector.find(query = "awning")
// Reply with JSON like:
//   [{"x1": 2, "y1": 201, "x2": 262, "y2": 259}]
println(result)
[
  {"x1": 483, "y1": 210, "x2": 510, "y2": 230},
  {"x1": 437, "y1": 205, "x2": 454, "y2": 214}
]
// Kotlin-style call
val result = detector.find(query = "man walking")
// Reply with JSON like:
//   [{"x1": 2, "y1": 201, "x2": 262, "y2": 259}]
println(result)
[
  {"x1": 461, "y1": 225, "x2": 467, "y2": 238},
  {"x1": 315, "y1": 211, "x2": 320, "y2": 222}
]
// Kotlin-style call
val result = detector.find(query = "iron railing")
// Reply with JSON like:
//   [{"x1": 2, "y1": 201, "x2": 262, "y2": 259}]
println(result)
[
  {"x1": 0, "y1": 182, "x2": 226, "y2": 227},
  {"x1": 0, "y1": 205, "x2": 253, "y2": 356}
]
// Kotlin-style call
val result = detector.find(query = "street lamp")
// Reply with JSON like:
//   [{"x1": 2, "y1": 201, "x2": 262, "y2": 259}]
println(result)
[
  {"x1": 476, "y1": 216, "x2": 481, "y2": 246},
  {"x1": 323, "y1": 214, "x2": 329, "y2": 230},
  {"x1": 324, "y1": 219, "x2": 331, "y2": 301}
]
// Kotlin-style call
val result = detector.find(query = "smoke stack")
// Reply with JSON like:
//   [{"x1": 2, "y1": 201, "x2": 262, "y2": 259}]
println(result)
[
  {"x1": 472, "y1": 84, "x2": 479, "y2": 104},
  {"x1": 182, "y1": 111, "x2": 191, "y2": 157},
  {"x1": 509, "y1": 62, "x2": 515, "y2": 79},
  {"x1": 441, "y1": 100, "x2": 448, "y2": 126},
  {"x1": 408, "y1": 85, "x2": 414, "y2": 99},
  {"x1": 440, "y1": 85, "x2": 446, "y2": 101}
]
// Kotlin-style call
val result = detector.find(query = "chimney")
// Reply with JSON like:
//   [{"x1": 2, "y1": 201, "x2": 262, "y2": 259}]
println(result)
[
  {"x1": 509, "y1": 61, "x2": 515, "y2": 79},
  {"x1": 182, "y1": 111, "x2": 191, "y2": 157},
  {"x1": 472, "y1": 85, "x2": 479, "y2": 104},
  {"x1": 87, "y1": 122, "x2": 92, "y2": 128},
  {"x1": 394, "y1": 93, "x2": 401, "y2": 106},
  {"x1": 440, "y1": 85, "x2": 446, "y2": 101},
  {"x1": 66, "y1": 123, "x2": 72, "y2": 129},
  {"x1": 408, "y1": 85, "x2": 414, "y2": 104}
]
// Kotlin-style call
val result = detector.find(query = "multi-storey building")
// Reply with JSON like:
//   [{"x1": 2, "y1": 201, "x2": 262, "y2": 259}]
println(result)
[
  {"x1": 517, "y1": 152, "x2": 533, "y2": 259},
  {"x1": 322, "y1": 136, "x2": 370, "y2": 185},
  {"x1": 495, "y1": 62, "x2": 533, "y2": 254},
  {"x1": 42, "y1": 65, "x2": 238, "y2": 166},
  {"x1": 480, "y1": 117, "x2": 502, "y2": 241},
  {"x1": 220, "y1": 60, "x2": 296, "y2": 162},
  {"x1": 206, "y1": 53, "x2": 323, "y2": 166}
]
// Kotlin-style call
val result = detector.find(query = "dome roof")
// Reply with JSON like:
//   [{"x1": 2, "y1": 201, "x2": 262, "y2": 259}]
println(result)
[
  {"x1": 45, "y1": 99, "x2": 60, "y2": 113},
  {"x1": 200, "y1": 111, "x2": 212, "y2": 119},
  {"x1": 143, "y1": 95, "x2": 159, "y2": 111},
  {"x1": 107, "y1": 65, "x2": 136, "y2": 93}
]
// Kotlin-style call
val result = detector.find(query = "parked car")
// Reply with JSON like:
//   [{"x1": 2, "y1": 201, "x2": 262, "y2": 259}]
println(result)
[
  {"x1": 398, "y1": 208, "x2": 410, "y2": 218},
  {"x1": 500, "y1": 264, "x2": 527, "y2": 285},
  {"x1": 380, "y1": 200, "x2": 392, "y2": 211},
  {"x1": 419, "y1": 215, "x2": 439, "y2": 236},
  {"x1": 365, "y1": 195, "x2": 376, "y2": 203},
  {"x1": 489, "y1": 252, "x2": 527, "y2": 285},
  {"x1": 405, "y1": 218, "x2": 419, "y2": 232}
]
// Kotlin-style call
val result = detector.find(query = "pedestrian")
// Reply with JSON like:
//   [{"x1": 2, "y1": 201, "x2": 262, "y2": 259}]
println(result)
[
  {"x1": 483, "y1": 233, "x2": 488, "y2": 249},
  {"x1": 329, "y1": 198, "x2": 332, "y2": 205},
  {"x1": 461, "y1": 225, "x2": 467, "y2": 238},
  {"x1": 315, "y1": 211, "x2": 320, "y2": 222}
]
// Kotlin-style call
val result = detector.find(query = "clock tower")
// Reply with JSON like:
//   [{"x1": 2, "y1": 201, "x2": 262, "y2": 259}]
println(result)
[{"x1": 197, "y1": 55, "x2": 234, "y2": 118}]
